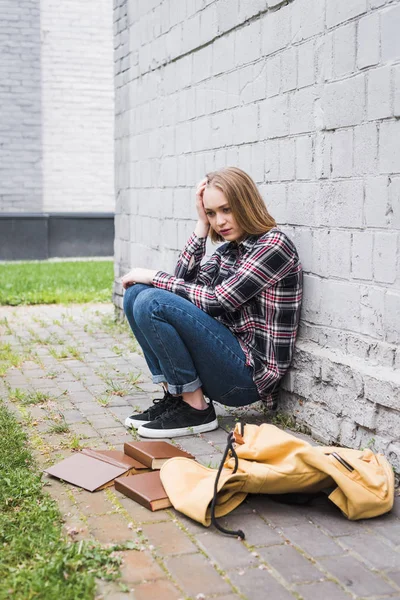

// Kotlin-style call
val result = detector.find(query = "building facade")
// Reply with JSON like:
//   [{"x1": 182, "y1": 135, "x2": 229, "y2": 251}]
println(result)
[
  {"x1": 0, "y1": 0, "x2": 115, "y2": 258},
  {"x1": 113, "y1": 0, "x2": 400, "y2": 470}
]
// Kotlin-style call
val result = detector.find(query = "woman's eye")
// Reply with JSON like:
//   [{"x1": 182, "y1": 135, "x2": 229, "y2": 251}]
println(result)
[
  {"x1": 206, "y1": 212, "x2": 214, "y2": 217},
  {"x1": 223, "y1": 208, "x2": 231, "y2": 213}
]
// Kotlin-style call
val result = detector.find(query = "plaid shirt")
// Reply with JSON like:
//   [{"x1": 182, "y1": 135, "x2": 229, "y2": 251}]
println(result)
[{"x1": 153, "y1": 228, "x2": 303, "y2": 407}]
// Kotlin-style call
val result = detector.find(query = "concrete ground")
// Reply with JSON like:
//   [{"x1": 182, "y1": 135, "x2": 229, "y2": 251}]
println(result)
[{"x1": 1, "y1": 303, "x2": 399, "y2": 600}]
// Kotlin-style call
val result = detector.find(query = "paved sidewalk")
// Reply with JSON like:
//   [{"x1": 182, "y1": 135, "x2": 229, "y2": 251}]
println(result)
[{"x1": 1, "y1": 303, "x2": 399, "y2": 600}]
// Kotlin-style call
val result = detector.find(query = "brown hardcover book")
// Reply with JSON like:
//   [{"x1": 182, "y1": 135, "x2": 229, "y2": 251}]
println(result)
[
  {"x1": 45, "y1": 448, "x2": 147, "y2": 492},
  {"x1": 124, "y1": 441, "x2": 195, "y2": 470},
  {"x1": 115, "y1": 471, "x2": 172, "y2": 511}
]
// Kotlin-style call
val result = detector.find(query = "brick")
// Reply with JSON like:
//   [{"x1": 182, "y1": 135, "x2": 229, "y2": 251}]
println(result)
[
  {"x1": 281, "y1": 523, "x2": 343, "y2": 557},
  {"x1": 279, "y1": 138, "x2": 295, "y2": 181},
  {"x1": 326, "y1": 0, "x2": 367, "y2": 28},
  {"x1": 296, "y1": 135, "x2": 313, "y2": 180},
  {"x1": 261, "y1": 183, "x2": 287, "y2": 223},
  {"x1": 368, "y1": 66, "x2": 392, "y2": 121},
  {"x1": 320, "y1": 280, "x2": 361, "y2": 331},
  {"x1": 281, "y1": 47, "x2": 297, "y2": 93},
  {"x1": 297, "y1": 39, "x2": 315, "y2": 88},
  {"x1": 351, "y1": 232, "x2": 373, "y2": 280},
  {"x1": 229, "y1": 567, "x2": 295, "y2": 600},
  {"x1": 88, "y1": 513, "x2": 138, "y2": 544},
  {"x1": 380, "y1": 120, "x2": 400, "y2": 173},
  {"x1": 165, "y1": 553, "x2": 232, "y2": 596},
  {"x1": 249, "y1": 495, "x2": 311, "y2": 528},
  {"x1": 317, "y1": 181, "x2": 364, "y2": 228},
  {"x1": 333, "y1": 22, "x2": 356, "y2": 78},
  {"x1": 266, "y1": 54, "x2": 281, "y2": 98},
  {"x1": 384, "y1": 291, "x2": 400, "y2": 344},
  {"x1": 287, "y1": 182, "x2": 318, "y2": 226},
  {"x1": 261, "y1": 6, "x2": 291, "y2": 56},
  {"x1": 321, "y1": 75, "x2": 365, "y2": 129},
  {"x1": 373, "y1": 232, "x2": 398, "y2": 284},
  {"x1": 381, "y1": 3, "x2": 400, "y2": 62},
  {"x1": 296, "y1": 580, "x2": 352, "y2": 600},
  {"x1": 341, "y1": 532, "x2": 400, "y2": 571},
  {"x1": 331, "y1": 129, "x2": 353, "y2": 178},
  {"x1": 141, "y1": 521, "x2": 197, "y2": 555},
  {"x1": 360, "y1": 285, "x2": 385, "y2": 337},
  {"x1": 395, "y1": 65, "x2": 400, "y2": 118},
  {"x1": 234, "y1": 20, "x2": 261, "y2": 66},
  {"x1": 196, "y1": 530, "x2": 259, "y2": 569},
  {"x1": 291, "y1": 0, "x2": 324, "y2": 42},
  {"x1": 357, "y1": 13, "x2": 380, "y2": 69},
  {"x1": 289, "y1": 87, "x2": 317, "y2": 134},
  {"x1": 132, "y1": 579, "x2": 182, "y2": 600},
  {"x1": 259, "y1": 95, "x2": 289, "y2": 139},
  {"x1": 119, "y1": 549, "x2": 165, "y2": 582},
  {"x1": 257, "y1": 543, "x2": 323, "y2": 583},
  {"x1": 365, "y1": 176, "x2": 390, "y2": 228}
]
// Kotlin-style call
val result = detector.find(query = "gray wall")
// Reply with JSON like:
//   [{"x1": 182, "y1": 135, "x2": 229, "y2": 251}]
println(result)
[
  {"x1": 0, "y1": 0, "x2": 115, "y2": 214},
  {"x1": 0, "y1": 0, "x2": 42, "y2": 212},
  {"x1": 113, "y1": 0, "x2": 400, "y2": 469}
]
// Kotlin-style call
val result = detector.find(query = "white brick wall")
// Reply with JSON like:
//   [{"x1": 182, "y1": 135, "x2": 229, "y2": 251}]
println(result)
[
  {"x1": 114, "y1": 0, "x2": 400, "y2": 468},
  {"x1": 0, "y1": 0, "x2": 114, "y2": 213}
]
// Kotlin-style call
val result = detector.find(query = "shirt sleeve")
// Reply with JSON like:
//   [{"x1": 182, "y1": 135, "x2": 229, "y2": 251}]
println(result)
[
  {"x1": 174, "y1": 233, "x2": 207, "y2": 281},
  {"x1": 153, "y1": 231, "x2": 296, "y2": 317}
]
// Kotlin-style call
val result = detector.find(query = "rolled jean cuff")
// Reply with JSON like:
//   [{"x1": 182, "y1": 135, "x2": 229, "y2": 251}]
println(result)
[
  {"x1": 152, "y1": 374, "x2": 167, "y2": 384},
  {"x1": 167, "y1": 376, "x2": 202, "y2": 395}
]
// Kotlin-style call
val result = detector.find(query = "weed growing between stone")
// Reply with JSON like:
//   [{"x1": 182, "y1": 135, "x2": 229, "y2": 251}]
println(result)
[{"x1": 0, "y1": 402, "x2": 126, "y2": 600}]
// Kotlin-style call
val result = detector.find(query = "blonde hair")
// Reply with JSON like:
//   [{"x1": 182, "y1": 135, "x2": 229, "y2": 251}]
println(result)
[{"x1": 205, "y1": 167, "x2": 277, "y2": 243}]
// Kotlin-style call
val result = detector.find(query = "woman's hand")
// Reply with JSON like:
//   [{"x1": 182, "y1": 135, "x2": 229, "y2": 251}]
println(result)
[
  {"x1": 194, "y1": 178, "x2": 210, "y2": 238},
  {"x1": 121, "y1": 268, "x2": 158, "y2": 289}
]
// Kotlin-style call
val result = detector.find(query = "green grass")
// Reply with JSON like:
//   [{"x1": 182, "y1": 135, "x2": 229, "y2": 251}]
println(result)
[
  {"x1": 0, "y1": 261, "x2": 113, "y2": 306},
  {"x1": 0, "y1": 401, "x2": 127, "y2": 599}
]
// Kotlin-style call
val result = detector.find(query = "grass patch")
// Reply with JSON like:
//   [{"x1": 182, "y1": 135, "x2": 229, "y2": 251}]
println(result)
[
  {"x1": 0, "y1": 401, "x2": 125, "y2": 599},
  {"x1": 0, "y1": 261, "x2": 113, "y2": 306}
]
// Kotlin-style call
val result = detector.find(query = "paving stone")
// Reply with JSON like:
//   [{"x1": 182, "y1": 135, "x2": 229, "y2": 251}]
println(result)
[
  {"x1": 87, "y1": 414, "x2": 120, "y2": 429},
  {"x1": 257, "y1": 543, "x2": 324, "y2": 583},
  {"x1": 306, "y1": 499, "x2": 368, "y2": 536},
  {"x1": 87, "y1": 513, "x2": 139, "y2": 544},
  {"x1": 216, "y1": 512, "x2": 283, "y2": 547},
  {"x1": 142, "y1": 521, "x2": 198, "y2": 555},
  {"x1": 62, "y1": 409, "x2": 87, "y2": 424},
  {"x1": 229, "y1": 566, "x2": 296, "y2": 600},
  {"x1": 131, "y1": 579, "x2": 182, "y2": 600},
  {"x1": 319, "y1": 554, "x2": 397, "y2": 597},
  {"x1": 73, "y1": 401, "x2": 107, "y2": 414},
  {"x1": 340, "y1": 531, "x2": 400, "y2": 570},
  {"x1": 249, "y1": 495, "x2": 311, "y2": 527},
  {"x1": 165, "y1": 553, "x2": 232, "y2": 596},
  {"x1": 373, "y1": 522, "x2": 400, "y2": 546},
  {"x1": 281, "y1": 523, "x2": 343, "y2": 557},
  {"x1": 295, "y1": 580, "x2": 352, "y2": 600},
  {"x1": 196, "y1": 530, "x2": 259, "y2": 569},
  {"x1": 119, "y1": 549, "x2": 165, "y2": 582},
  {"x1": 74, "y1": 489, "x2": 116, "y2": 516},
  {"x1": 71, "y1": 422, "x2": 100, "y2": 438},
  {"x1": 387, "y1": 571, "x2": 400, "y2": 586},
  {"x1": 175, "y1": 434, "x2": 224, "y2": 456}
]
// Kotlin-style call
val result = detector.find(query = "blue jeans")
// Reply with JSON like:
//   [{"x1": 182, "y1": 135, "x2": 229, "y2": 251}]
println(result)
[{"x1": 123, "y1": 284, "x2": 260, "y2": 407}]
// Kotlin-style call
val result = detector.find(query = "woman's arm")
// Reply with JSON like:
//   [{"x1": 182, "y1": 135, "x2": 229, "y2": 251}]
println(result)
[{"x1": 153, "y1": 231, "x2": 297, "y2": 316}]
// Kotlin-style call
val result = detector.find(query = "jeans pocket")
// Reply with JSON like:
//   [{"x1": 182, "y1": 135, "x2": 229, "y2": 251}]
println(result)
[{"x1": 219, "y1": 386, "x2": 260, "y2": 407}]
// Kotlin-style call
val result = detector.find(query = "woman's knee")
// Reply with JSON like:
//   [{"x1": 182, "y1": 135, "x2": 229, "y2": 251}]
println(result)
[
  {"x1": 123, "y1": 284, "x2": 152, "y2": 316},
  {"x1": 132, "y1": 286, "x2": 164, "y2": 322}
]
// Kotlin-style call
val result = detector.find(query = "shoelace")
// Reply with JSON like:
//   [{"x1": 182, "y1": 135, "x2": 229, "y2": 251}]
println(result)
[
  {"x1": 210, "y1": 429, "x2": 245, "y2": 540},
  {"x1": 155, "y1": 397, "x2": 187, "y2": 422}
]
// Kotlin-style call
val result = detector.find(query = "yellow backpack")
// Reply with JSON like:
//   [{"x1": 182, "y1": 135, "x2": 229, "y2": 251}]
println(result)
[{"x1": 160, "y1": 423, "x2": 395, "y2": 538}]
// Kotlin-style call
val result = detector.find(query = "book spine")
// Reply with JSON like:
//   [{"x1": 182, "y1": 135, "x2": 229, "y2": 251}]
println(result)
[
  {"x1": 123, "y1": 444, "x2": 152, "y2": 468},
  {"x1": 114, "y1": 479, "x2": 152, "y2": 511}
]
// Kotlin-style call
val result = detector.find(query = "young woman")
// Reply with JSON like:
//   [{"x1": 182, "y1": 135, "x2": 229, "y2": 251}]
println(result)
[{"x1": 122, "y1": 167, "x2": 302, "y2": 438}]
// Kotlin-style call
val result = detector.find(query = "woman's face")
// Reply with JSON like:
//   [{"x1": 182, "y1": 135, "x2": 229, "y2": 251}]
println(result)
[{"x1": 203, "y1": 186, "x2": 245, "y2": 242}]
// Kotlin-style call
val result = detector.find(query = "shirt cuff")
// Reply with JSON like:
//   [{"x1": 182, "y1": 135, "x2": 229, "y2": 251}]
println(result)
[{"x1": 153, "y1": 271, "x2": 178, "y2": 293}]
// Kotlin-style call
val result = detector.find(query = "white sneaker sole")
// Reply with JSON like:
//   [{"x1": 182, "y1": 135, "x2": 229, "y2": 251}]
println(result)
[
  {"x1": 124, "y1": 416, "x2": 150, "y2": 429},
  {"x1": 137, "y1": 418, "x2": 219, "y2": 438}
]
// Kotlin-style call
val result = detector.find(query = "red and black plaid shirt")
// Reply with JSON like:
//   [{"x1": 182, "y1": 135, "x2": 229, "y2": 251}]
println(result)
[{"x1": 153, "y1": 228, "x2": 303, "y2": 408}]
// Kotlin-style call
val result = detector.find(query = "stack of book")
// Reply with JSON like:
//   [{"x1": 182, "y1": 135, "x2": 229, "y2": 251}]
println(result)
[{"x1": 45, "y1": 441, "x2": 194, "y2": 511}]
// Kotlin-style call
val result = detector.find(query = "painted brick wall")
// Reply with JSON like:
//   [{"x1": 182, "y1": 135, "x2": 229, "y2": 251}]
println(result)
[
  {"x1": 0, "y1": 0, "x2": 42, "y2": 212},
  {"x1": 0, "y1": 0, "x2": 114, "y2": 213},
  {"x1": 114, "y1": 0, "x2": 400, "y2": 469}
]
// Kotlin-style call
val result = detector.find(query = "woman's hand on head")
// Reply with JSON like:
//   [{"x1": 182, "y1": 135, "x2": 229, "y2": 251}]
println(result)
[
  {"x1": 121, "y1": 268, "x2": 158, "y2": 289},
  {"x1": 195, "y1": 177, "x2": 210, "y2": 238}
]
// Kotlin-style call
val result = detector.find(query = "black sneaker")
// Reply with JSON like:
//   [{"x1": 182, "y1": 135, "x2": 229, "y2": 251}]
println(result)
[
  {"x1": 124, "y1": 391, "x2": 181, "y2": 429},
  {"x1": 137, "y1": 400, "x2": 218, "y2": 438}
]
